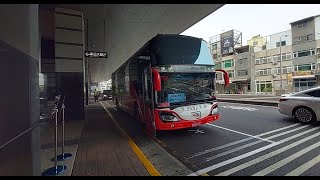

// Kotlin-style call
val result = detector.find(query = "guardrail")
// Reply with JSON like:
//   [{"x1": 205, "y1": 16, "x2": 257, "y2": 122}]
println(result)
[
  {"x1": 42, "y1": 95, "x2": 72, "y2": 176},
  {"x1": 0, "y1": 95, "x2": 72, "y2": 176}
]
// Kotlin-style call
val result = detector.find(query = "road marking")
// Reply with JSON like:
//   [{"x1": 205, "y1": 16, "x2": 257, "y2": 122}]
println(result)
[
  {"x1": 105, "y1": 101, "x2": 118, "y2": 111},
  {"x1": 189, "y1": 126, "x2": 320, "y2": 176},
  {"x1": 100, "y1": 102, "x2": 161, "y2": 176},
  {"x1": 194, "y1": 124, "x2": 309, "y2": 165},
  {"x1": 285, "y1": 154, "x2": 320, "y2": 176},
  {"x1": 206, "y1": 124, "x2": 276, "y2": 143},
  {"x1": 218, "y1": 102, "x2": 279, "y2": 109},
  {"x1": 244, "y1": 97, "x2": 279, "y2": 100},
  {"x1": 216, "y1": 126, "x2": 320, "y2": 176},
  {"x1": 221, "y1": 105, "x2": 259, "y2": 111},
  {"x1": 187, "y1": 124, "x2": 300, "y2": 159},
  {"x1": 253, "y1": 137, "x2": 320, "y2": 176}
]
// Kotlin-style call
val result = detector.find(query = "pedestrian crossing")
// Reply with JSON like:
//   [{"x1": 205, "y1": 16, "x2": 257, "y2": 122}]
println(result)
[{"x1": 187, "y1": 123, "x2": 320, "y2": 176}]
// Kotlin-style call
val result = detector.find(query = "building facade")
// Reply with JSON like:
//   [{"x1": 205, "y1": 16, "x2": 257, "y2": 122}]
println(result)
[
  {"x1": 290, "y1": 15, "x2": 320, "y2": 92},
  {"x1": 253, "y1": 30, "x2": 293, "y2": 94},
  {"x1": 210, "y1": 15, "x2": 320, "y2": 94}
]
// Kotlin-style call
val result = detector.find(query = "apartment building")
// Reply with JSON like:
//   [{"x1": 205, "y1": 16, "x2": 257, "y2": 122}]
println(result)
[
  {"x1": 209, "y1": 30, "x2": 243, "y2": 93},
  {"x1": 253, "y1": 30, "x2": 293, "y2": 94},
  {"x1": 290, "y1": 15, "x2": 320, "y2": 92}
]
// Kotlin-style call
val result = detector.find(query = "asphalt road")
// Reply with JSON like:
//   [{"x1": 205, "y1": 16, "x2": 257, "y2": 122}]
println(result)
[{"x1": 102, "y1": 100, "x2": 320, "y2": 176}]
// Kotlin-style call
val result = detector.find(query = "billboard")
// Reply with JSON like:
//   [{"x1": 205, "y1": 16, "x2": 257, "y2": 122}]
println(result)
[{"x1": 220, "y1": 30, "x2": 234, "y2": 55}]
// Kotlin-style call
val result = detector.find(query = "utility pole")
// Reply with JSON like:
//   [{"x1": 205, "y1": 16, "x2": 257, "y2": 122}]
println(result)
[{"x1": 279, "y1": 35, "x2": 288, "y2": 91}]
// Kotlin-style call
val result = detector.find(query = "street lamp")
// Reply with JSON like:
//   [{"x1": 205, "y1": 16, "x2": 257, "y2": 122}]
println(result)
[{"x1": 279, "y1": 35, "x2": 288, "y2": 91}]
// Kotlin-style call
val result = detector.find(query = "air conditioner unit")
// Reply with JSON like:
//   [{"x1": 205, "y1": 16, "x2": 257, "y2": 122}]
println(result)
[
  {"x1": 272, "y1": 74, "x2": 277, "y2": 78},
  {"x1": 273, "y1": 61, "x2": 278, "y2": 65},
  {"x1": 317, "y1": 54, "x2": 320, "y2": 57}
]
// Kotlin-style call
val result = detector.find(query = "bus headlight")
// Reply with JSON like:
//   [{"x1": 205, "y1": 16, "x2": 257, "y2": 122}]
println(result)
[
  {"x1": 159, "y1": 112, "x2": 179, "y2": 122},
  {"x1": 211, "y1": 105, "x2": 219, "y2": 115}
]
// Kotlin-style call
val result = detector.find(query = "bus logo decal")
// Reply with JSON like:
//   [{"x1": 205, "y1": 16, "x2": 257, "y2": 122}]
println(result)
[{"x1": 191, "y1": 111, "x2": 201, "y2": 119}]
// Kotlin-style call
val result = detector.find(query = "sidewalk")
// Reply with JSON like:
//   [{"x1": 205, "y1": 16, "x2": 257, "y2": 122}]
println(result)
[
  {"x1": 72, "y1": 101, "x2": 150, "y2": 176},
  {"x1": 40, "y1": 99, "x2": 154, "y2": 176},
  {"x1": 216, "y1": 94, "x2": 280, "y2": 106}
]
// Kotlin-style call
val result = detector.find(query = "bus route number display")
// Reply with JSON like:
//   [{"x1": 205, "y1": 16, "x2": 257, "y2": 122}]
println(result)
[{"x1": 167, "y1": 93, "x2": 186, "y2": 103}]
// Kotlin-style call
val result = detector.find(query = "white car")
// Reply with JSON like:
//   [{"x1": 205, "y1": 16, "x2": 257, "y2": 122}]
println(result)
[{"x1": 279, "y1": 86, "x2": 320, "y2": 123}]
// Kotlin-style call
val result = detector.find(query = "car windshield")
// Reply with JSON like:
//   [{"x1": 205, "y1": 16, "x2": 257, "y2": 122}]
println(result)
[{"x1": 156, "y1": 72, "x2": 215, "y2": 106}]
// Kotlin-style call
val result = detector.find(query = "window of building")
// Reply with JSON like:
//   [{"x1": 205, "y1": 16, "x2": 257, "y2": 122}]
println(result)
[
  {"x1": 255, "y1": 58, "x2": 260, "y2": 64},
  {"x1": 297, "y1": 22, "x2": 308, "y2": 28},
  {"x1": 238, "y1": 70, "x2": 247, "y2": 76},
  {"x1": 262, "y1": 45, "x2": 266, "y2": 50},
  {"x1": 211, "y1": 43, "x2": 217, "y2": 50},
  {"x1": 256, "y1": 81, "x2": 273, "y2": 93},
  {"x1": 261, "y1": 57, "x2": 268, "y2": 64},
  {"x1": 223, "y1": 59, "x2": 234, "y2": 68},
  {"x1": 256, "y1": 68, "x2": 272, "y2": 76},
  {"x1": 227, "y1": 70, "x2": 235, "y2": 78},
  {"x1": 294, "y1": 78, "x2": 317, "y2": 92},
  {"x1": 286, "y1": 53, "x2": 292, "y2": 60},
  {"x1": 303, "y1": 22, "x2": 308, "y2": 27},
  {"x1": 294, "y1": 63, "x2": 316, "y2": 71},
  {"x1": 272, "y1": 55, "x2": 280, "y2": 62},
  {"x1": 294, "y1": 49, "x2": 315, "y2": 58},
  {"x1": 307, "y1": 34, "x2": 313, "y2": 41},
  {"x1": 267, "y1": 56, "x2": 272, "y2": 63},
  {"x1": 253, "y1": 41, "x2": 258, "y2": 46},
  {"x1": 276, "y1": 41, "x2": 286, "y2": 47}
]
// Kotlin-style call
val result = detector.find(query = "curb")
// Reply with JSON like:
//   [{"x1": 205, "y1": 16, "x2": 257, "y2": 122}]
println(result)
[{"x1": 217, "y1": 99, "x2": 278, "y2": 107}]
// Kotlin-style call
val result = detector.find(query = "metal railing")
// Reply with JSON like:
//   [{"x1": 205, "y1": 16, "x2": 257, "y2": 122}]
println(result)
[{"x1": 0, "y1": 95, "x2": 72, "y2": 176}]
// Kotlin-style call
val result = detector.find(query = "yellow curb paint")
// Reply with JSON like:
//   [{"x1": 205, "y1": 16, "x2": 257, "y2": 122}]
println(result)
[{"x1": 100, "y1": 102, "x2": 161, "y2": 176}]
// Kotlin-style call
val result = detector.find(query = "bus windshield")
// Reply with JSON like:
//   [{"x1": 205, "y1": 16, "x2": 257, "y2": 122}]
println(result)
[
  {"x1": 157, "y1": 72, "x2": 215, "y2": 106},
  {"x1": 152, "y1": 36, "x2": 214, "y2": 66}
]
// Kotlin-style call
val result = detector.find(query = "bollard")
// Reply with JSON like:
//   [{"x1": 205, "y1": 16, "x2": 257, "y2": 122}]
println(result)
[
  {"x1": 55, "y1": 103, "x2": 72, "y2": 161},
  {"x1": 42, "y1": 108, "x2": 66, "y2": 176}
]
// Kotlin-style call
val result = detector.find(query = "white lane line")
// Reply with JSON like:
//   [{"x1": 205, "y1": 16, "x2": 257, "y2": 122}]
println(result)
[
  {"x1": 244, "y1": 97, "x2": 279, "y2": 100},
  {"x1": 189, "y1": 126, "x2": 320, "y2": 176},
  {"x1": 216, "y1": 126, "x2": 320, "y2": 176},
  {"x1": 187, "y1": 124, "x2": 300, "y2": 159},
  {"x1": 285, "y1": 154, "x2": 320, "y2": 176},
  {"x1": 253, "y1": 138, "x2": 320, "y2": 176},
  {"x1": 218, "y1": 102, "x2": 279, "y2": 109},
  {"x1": 195, "y1": 124, "x2": 309, "y2": 165},
  {"x1": 206, "y1": 124, "x2": 276, "y2": 143},
  {"x1": 105, "y1": 101, "x2": 118, "y2": 111}
]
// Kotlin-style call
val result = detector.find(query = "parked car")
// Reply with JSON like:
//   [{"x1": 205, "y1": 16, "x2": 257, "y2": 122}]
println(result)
[
  {"x1": 278, "y1": 86, "x2": 320, "y2": 123},
  {"x1": 101, "y1": 90, "x2": 112, "y2": 100}
]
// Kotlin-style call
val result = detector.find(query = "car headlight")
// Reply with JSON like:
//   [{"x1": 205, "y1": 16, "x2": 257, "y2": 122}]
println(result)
[
  {"x1": 159, "y1": 112, "x2": 179, "y2": 122},
  {"x1": 210, "y1": 105, "x2": 219, "y2": 115}
]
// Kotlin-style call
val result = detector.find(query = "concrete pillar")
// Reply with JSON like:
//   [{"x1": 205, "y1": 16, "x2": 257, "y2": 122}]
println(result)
[
  {"x1": 54, "y1": 8, "x2": 85, "y2": 120},
  {"x1": 0, "y1": 4, "x2": 40, "y2": 175}
]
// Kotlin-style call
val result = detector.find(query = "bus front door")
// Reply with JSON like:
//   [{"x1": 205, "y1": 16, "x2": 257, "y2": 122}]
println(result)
[{"x1": 143, "y1": 67, "x2": 157, "y2": 136}]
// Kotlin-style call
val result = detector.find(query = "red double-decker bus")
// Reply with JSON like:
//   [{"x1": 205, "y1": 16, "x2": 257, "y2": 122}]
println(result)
[{"x1": 112, "y1": 34, "x2": 227, "y2": 136}]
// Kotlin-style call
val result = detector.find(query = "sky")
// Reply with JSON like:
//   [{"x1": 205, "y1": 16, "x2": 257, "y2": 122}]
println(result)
[{"x1": 181, "y1": 4, "x2": 320, "y2": 45}]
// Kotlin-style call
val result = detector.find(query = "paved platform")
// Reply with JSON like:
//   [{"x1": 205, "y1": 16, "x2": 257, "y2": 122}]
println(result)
[
  {"x1": 40, "y1": 98, "x2": 154, "y2": 176},
  {"x1": 72, "y1": 101, "x2": 150, "y2": 176}
]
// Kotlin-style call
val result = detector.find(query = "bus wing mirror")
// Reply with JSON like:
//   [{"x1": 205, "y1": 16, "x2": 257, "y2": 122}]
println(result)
[{"x1": 151, "y1": 67, "x2": 161, "y2": 91}]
